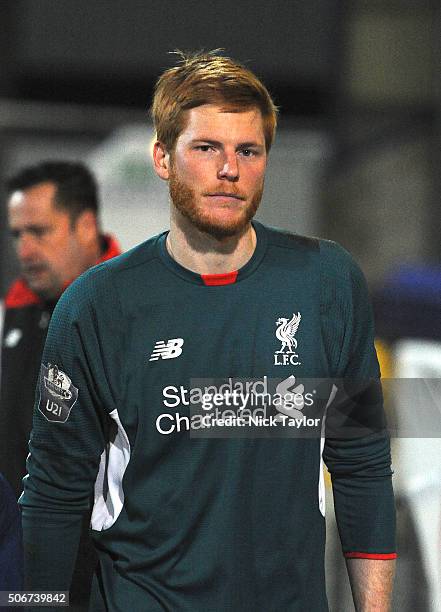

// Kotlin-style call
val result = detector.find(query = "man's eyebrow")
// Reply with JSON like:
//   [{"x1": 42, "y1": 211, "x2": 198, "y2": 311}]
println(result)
[
  {"x1": 10, "y1": 223, "x2": 49, "y2": 234},
  {"x1": 191, "y1": 139, "x2": 222, "y2": 147},
  {"x1": 237, "y1": 142, "x2": 264, "y2": 149},
  {"x1": 191, "y1": 139, "x2": 264, "y2": 149}
]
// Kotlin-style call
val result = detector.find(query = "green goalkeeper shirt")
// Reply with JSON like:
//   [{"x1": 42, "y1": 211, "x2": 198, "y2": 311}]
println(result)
[{"x1": 20, "y1": 221, "x2": 396, "y2": 611}]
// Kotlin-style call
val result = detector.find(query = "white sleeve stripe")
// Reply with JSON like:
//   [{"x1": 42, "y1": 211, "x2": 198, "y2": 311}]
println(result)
[
  {"x1": 318, "y1": 384, "x2": 337, "y2": 517},
  {"x1": 91, "y1": 408, "x2": 131, "y2": 531}
]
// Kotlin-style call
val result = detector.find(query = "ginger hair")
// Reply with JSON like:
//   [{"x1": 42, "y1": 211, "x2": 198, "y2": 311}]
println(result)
[{"x1": 151, "y1": 50, "x2": 278, "y2": 153}]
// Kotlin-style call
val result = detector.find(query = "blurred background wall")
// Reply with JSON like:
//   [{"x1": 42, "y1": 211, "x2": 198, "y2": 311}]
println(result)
[{"x1": 0, "y1": 1, "x2": 439, "y2": 610}]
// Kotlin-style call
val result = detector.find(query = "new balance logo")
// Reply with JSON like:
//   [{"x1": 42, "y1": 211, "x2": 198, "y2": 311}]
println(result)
[{"x1": 149, "y1": 338, "x2": 184, "y2": 361}]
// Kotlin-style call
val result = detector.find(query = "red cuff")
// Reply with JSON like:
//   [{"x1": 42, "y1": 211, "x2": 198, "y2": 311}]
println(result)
[{"x1": 344, "y1": 552, "x2": 397, "y2": 560}]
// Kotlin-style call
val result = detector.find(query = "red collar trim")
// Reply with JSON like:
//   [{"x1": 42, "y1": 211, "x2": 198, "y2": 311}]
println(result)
[
  {"x1": 97, "y1": 234, "x2": 121, "y2": 264},
  {"x1": 5, "y1": 233, "x2": 121, "y2": 308},
  {"x1": 201, "y1": 270, "x2": 238, "y2": 286},
  {"x1": 4, "y1": 279, "x2": 41, "y2": 309}
]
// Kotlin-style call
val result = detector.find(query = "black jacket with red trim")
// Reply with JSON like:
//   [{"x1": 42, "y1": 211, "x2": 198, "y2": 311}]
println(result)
[
  {"x1": 0, "y1": 472, "x2": 24, "y2": 590},
  {"x1": 0, "y1": 235, "x2": 120, "y2": 498}
]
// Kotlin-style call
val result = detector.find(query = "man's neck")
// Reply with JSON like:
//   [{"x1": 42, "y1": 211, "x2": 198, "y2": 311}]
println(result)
[{"x1": 167, "y1": 212, "x2": 257, "y2": 275}]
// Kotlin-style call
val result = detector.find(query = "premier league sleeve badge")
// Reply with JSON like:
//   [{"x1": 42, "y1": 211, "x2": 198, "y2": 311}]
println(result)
[{"x1": 38, "y1": 363, "x2": 79, "y2": 423}]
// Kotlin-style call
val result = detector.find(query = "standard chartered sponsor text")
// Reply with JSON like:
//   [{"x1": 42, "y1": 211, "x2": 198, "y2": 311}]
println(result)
[{"x1": 156, "y1": 376, "x2": 320, "y2": 435}]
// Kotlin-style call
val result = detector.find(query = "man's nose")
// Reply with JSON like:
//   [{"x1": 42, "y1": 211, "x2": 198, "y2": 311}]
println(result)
[
  {"x1": 217, "y1": 151, "x2": 239, "y2": 181},
  {"x1": 17, "y1": 233, "x2": 38, "y2": 262}
]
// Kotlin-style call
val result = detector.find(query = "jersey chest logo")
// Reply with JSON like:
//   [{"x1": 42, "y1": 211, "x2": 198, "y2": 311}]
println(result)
[
  {"x1": 149, "y1": 338, "x2": 184, "y2": 361},
  {"x1": 274, "y1": 312, "x2": 302, "y2": 366}
]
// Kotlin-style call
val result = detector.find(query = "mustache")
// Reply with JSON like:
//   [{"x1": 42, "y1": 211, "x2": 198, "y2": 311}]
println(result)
[{"x1": 21, "y1": 263, "x2": 48, "y2": 273}]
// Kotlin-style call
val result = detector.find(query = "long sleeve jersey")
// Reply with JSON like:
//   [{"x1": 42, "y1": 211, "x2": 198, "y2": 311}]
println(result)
[{"x1": 20, "y1": 222, "x2": 396, "y2": 611}]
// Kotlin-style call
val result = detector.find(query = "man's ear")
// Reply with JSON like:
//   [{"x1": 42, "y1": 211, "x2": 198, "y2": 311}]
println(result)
[
  {"x1": 153, "y1": 141, "x2": 170, "y2": 180},
  {"x1": 74, "y1": 210, "x2": 98, "y2": 246}
]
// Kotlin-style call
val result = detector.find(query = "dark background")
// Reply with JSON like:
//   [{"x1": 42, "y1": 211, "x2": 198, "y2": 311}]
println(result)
[{"x1": 2, "y1": 1, "x2": 336, "y2": 113}]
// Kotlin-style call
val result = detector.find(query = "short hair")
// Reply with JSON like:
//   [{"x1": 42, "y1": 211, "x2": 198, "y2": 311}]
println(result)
[
  {"x1": 151, "y1": 50, "x2": 278, "y2": 153},
  {"x1": 5, "y1": 161, "x2": 99, "y2": 220}
]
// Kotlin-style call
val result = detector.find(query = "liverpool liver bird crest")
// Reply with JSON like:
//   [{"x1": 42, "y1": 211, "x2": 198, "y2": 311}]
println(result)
[{"x1": 275, "y1": 312, "x2": 301, "y2": 353}]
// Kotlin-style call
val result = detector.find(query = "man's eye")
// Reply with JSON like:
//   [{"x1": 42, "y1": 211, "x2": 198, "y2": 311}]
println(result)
[
  {"x1": 196, "y1": 145, "x2": 213, "y2": 152},
  {"x1": 31, "y1": 228, "x2": 47, "y2": 238},
  {"x1": 240, "y1": 149, "x2": 255, "y2": 157}
]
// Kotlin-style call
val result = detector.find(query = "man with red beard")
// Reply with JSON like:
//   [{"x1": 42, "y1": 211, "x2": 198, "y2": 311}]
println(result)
[{"x1": 21, "y1": 53, "x2": 396, "y2": 611}]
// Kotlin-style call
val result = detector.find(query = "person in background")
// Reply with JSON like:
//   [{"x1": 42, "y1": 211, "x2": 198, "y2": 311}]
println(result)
[{"x1": 0, "y1": 161, "x2": 120, "y2": 610}]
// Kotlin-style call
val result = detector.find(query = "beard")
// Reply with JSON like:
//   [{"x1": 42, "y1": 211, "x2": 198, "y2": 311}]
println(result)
[
  {"x1": 22, "y1": 263, "x2": 63, "y2": 301},
  {"x1": 169, "y1": 168, "x2": 263, "y2": 240}
]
